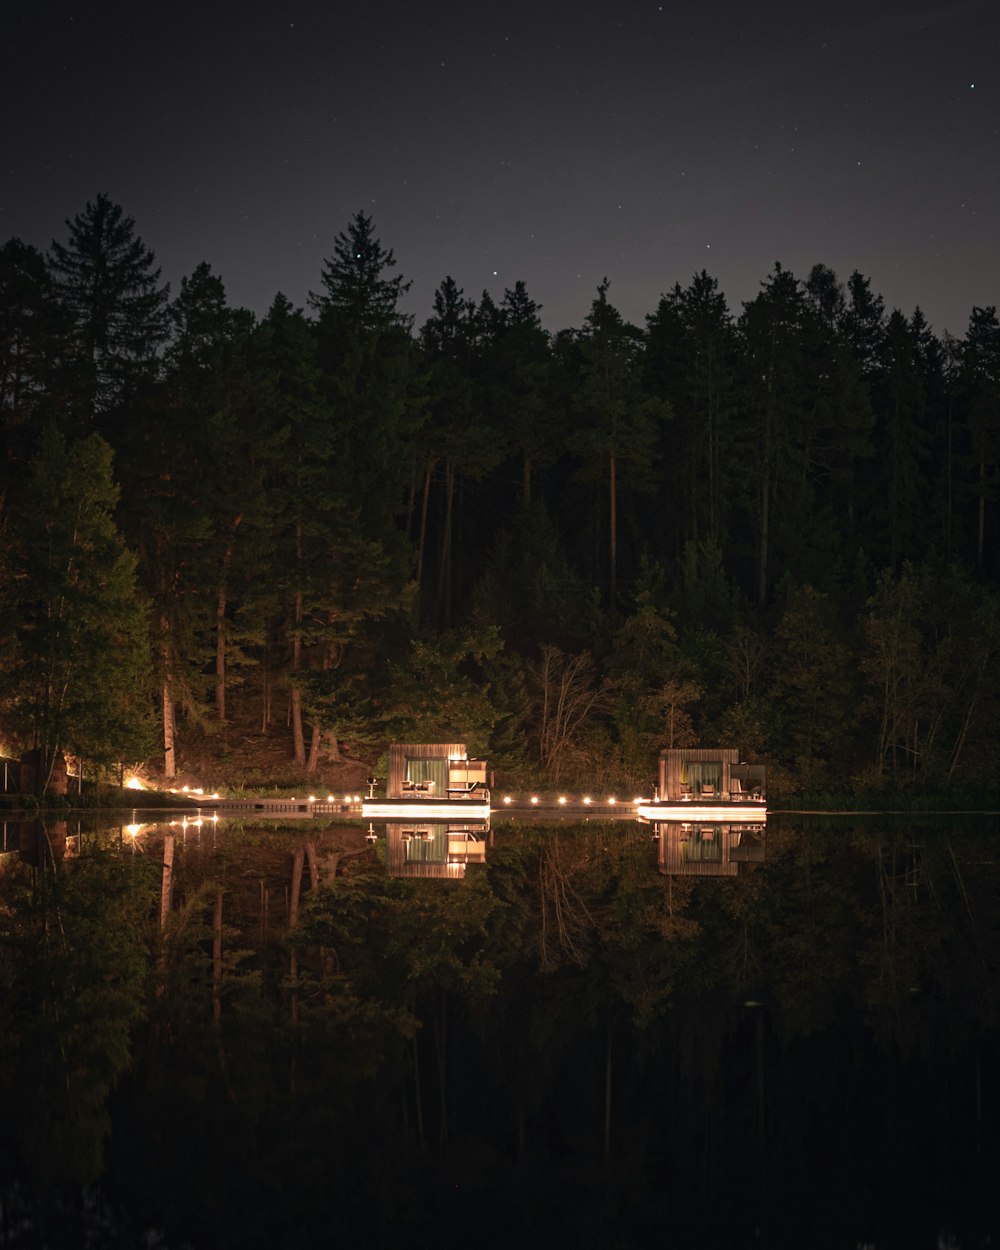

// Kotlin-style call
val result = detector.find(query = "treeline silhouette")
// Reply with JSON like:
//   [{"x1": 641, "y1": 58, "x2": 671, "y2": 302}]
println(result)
[{"x1": 2, "y1": 195, "x2": 1000, "y2": 794}]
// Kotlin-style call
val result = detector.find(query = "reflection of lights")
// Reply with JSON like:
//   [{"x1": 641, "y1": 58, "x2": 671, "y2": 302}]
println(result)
[
  {"x1": 558, "y1": 796, "x2": 567, "y2": 805},
  {"x1": 211, "y1": 813, "x2": 219, "y2": 823},
  {"x1": 125, "y1": 776, "x2": 144, "y2": 791}
]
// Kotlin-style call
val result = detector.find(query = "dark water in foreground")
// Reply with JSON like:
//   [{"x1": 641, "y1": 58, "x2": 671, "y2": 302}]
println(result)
[{"x1": 1, "y1": 811, "x2": 998, "y2": 1248}]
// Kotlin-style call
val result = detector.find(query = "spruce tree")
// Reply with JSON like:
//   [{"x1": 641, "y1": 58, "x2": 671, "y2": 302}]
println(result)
[
  {"x1": 3, "y1": 429, "x2": 151, "y2": 790},
  {"x1": 48, "y1": 194, "x2": 168, "y2": 432}
]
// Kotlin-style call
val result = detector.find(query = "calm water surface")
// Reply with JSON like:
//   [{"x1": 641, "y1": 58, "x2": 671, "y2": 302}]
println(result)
[{"x1": 1, "y1": 810, "x2": 997, "y2": 1248}]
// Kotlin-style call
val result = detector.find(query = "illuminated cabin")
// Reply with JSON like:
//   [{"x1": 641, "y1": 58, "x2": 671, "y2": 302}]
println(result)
[
  {"x1": 386, "y1": 744, "x2": 488, "y2": 801},
  {"x1": 657, "y1": 748, "x2": 765, "y2": 803}
]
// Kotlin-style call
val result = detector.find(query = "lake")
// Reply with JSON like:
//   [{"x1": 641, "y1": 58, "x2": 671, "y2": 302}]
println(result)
[{"x1": 1, "y1": 809, "x2": 997, "y2": 1248}]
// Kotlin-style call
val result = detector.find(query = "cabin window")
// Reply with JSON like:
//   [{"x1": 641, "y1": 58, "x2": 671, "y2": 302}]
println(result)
[
  {"x1": 405, "y1": 757, "x2": 448, "y2": 795},
  {"x1": 680, "y1": 761, "x2": 722, "y2": 797}
]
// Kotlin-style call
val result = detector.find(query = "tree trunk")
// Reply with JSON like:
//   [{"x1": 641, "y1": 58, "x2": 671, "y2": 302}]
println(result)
[
  {"x1": 436, "y1": 460, "x2": 455, "y2": 626},
  {"x1": 162, "y1": 680, "x2": 176, "y2": 780},
  {"x1": 306, "y1": 722, "x2": 321, "y2": 773},
  {"x1": 215, "y1": 586, "x2": 228, "y2": 724},
  {"x1": 609, "y1": 450, "x2": 617, "y2": 606},
  {"x1": 291, "y1": 587, "x2": 306, "y2": 768},
  {"x1": 416, "y1": 458, "x2": 435, "y2": 598}
]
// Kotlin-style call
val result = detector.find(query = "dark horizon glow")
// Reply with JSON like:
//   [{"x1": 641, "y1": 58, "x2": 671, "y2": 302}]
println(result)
[{"x1": 3, "y1": 0, "x2": 998, "y2": 336}]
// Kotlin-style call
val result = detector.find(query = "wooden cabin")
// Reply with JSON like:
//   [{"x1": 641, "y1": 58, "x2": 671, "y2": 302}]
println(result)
[
  {"x1": 657, "y1": 748, "x2": 765, "y2": 802},
  {"x1": 386, "y1": 744, "x2": 488, "y2": 800}
]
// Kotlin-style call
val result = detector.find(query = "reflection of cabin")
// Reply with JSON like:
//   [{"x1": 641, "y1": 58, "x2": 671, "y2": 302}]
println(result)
[
  {"x1": 387, "y1": 744, "x2": 488, "y2": 800},
  {"x1": 658, "y1": 749, "x2": 765, "y2": 802},
  {"x1": 655, "y1": 820, "x2": 766, "y2": 876},
  {"x1": 384, "y1": 821, "x2": 488, "y2": 879}
]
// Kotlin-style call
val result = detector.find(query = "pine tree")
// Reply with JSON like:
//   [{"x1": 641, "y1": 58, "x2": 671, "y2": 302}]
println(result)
[
  {"x1": 308, "y1": 211, "x2": 422, "y2": 538},
  {"x1": 573, "y1": 280, "x2": 666, "y2": 607},
  {"x1": 48, "y1": 194, "x2": 168, "y2": 431},
  {"x1": 958, "y1": 305, "x2": 1000, "y2": 570},
  {"x1": 2, "y1": 429, "x2": 151, "y2": 790},
  {"x1": 309, "y1": 210, "x2": 411, "y2": 337}
]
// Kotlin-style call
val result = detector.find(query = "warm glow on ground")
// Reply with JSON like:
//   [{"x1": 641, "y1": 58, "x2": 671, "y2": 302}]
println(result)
[{"x1": 125, "y1": 776, "x2": 144, "y2": 790}]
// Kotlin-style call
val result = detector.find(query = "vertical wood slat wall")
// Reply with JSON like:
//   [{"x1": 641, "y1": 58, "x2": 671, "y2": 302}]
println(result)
[
  {"x1": 387, "y1": 744, "x2": 468, "y2": 798},
  {"x1": 658, "y1": 749, "x2": 740, "y2": 799}
]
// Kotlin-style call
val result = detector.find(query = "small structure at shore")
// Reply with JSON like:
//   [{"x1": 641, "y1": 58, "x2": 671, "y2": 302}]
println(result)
[
  {"x1": 385, "y1": 744, "x2": 488, "y2": 800},
  {"x1": 657, "y1": 748, "x2": 765, "y2": 803},
  {"x1": 363, "y1": 744, "x2": 490, "y2": 820}
]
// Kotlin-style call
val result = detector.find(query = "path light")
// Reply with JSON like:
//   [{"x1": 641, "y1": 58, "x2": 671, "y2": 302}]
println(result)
[
  {"x1": 344, "y1": 794, "x2": 351, "y2": 803},
  {"x1": 308, "y1": 794, "x2": 316, "y2": 802},
  {"x1": 194, "y1": 788, "x2": 204, "y2": 796},
  {"x1": 125, "y1": 776, "x2": 144, "y2": 791},
  {"x1": 608, "y1": 797, "x2": 616, "y2": 805},
  {"x1": 503, "y1": 795, "x2": 512, "y2": 804},
  {"x1": 558, "y1": 796, "x2": 567, "y2": 805},
  {"x1": 327, "y1": 794, "x2": 335, "y2": 802},
  {"x1": 583, "y1": 796, "x2": 592, "y2": 805},
  {"x1": 125, "y1": 824, "x2": 142, "y2": 837},
  {"x1": 530, "y1": 796, "x2": 539, "y2": 805},
  {"x1": 353, "y1": 794, "x2": 361, "y2": 803}
]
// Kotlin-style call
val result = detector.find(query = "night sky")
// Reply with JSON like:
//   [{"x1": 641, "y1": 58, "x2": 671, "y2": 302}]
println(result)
[{"x1": 4, "y1": 0, "x2": 997, "y2": 336}]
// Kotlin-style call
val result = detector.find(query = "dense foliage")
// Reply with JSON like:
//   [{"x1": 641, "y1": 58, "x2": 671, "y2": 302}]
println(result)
[{"x1": 3, "y1": 197, "x2": 1000, "y2": 794}]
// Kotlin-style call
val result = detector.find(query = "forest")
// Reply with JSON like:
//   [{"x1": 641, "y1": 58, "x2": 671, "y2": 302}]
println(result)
[{"x1": 2, "y1": 194, "x2": 1000, "y2": 798}]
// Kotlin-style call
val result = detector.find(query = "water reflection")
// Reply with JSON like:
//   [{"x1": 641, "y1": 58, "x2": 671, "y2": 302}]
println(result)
[
  {"x1": 650, "y1": 818, "x2": 767, "y2": 875},
  {"x1": 0, "y1": 811, "x2": 997, "y2": 1248},
  {"x1": 384, "y1": 819, "x2": 490, "y2": 878}
]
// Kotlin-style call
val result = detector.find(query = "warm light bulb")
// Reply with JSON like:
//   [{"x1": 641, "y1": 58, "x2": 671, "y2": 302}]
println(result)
[
  {"x1": 530, "y1": 796, "x2": 539, "y2": 805},
  {"x1": 558, "y1": 796, "x2": 567, "y2": 805}
]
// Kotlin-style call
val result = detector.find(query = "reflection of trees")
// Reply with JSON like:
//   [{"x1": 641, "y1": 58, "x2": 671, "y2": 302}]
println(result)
[
  {"x1": 0, "y1": 836, "x2": 153, "y2": 1193},
  {"x1": 3, "y1": 816, "x2": 1000, "y2": 1245}
]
